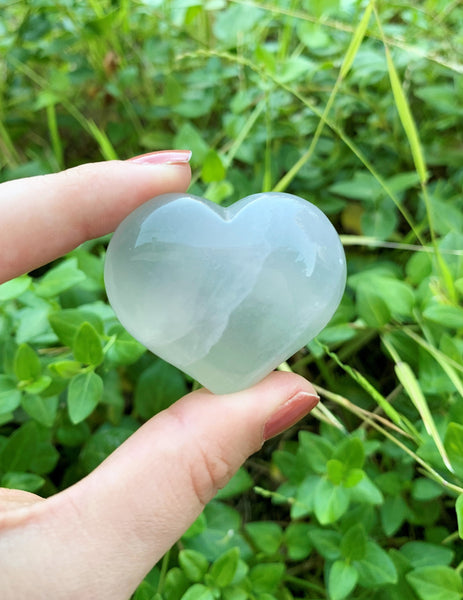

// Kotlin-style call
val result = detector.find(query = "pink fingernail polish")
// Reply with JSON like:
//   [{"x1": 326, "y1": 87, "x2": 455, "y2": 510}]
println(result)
[
  {"x1": 263, "y1": 391, "x2": 319, "y2": 441},
  {"x1": 127, "y1": 149, "x2": 192, "y2": 165}
]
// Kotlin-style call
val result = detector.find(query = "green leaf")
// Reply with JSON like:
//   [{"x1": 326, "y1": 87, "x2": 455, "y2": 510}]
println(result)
[
  {"x1": 380, "y1": 494, "x2": 408, "y2": 536},
  {"x1": 298, "y1": 431, "x2": 334, "y2": 473},
  {"x1": 35, "y1": 258, "x2": 86, "y2": 298},
  {"x1": 14, "y1": 343, "x2": 41, "y2": 381},
  {"x1": 349, "y1": 474, "x2": 383, "y2": 505},
  {"x1": 314, "y1": 477, "x2": 350, "y2": 524},
  {"x1": 354, "y1": 275, "x2": 415, "y2": 319},
  {"x1": 291, "y1": 474, "x2": 320, "y2": 519},
  {"x1": 201, "y1": 149, "x2": 225, "y2": 183},
  {"x1": 456, "y1": 278, "x2": 463, "y2": 296},
  {"x1": 329, "y1": 171, "x2": 382, "y2": 202},
  {"x1": 215, "y1": 467, "x2": 253, "y2": 500},
  {"x1": 184, "y1": 527, "x2": 250, "y2": 565},
  {"x1": 406, "y1": 566, "x2": 463, "y2": 600},
  {"x1": 343, "y1": 468, "x2": 364, "y2": 488},
  {"x1": 135, "y1": 361, "x2": 187, "y2": 420},
  {"x1": 80, "y1": 422, "x2": 137, "y2": 473},
  {"x1": 74, "y1": 248, "x2": 104, "y2": 284},
  {"x1": 56, "y1": 421, "x2": 90, "y2": 448},
  {"x1": 415, "y1": 85, "x2": 463, "y2": 115},
  {"x1": 16, "y1": 305, "x2": 51, "y2": 344},
  {"x1": 180, "y1": 583, "x2": 215, "y2": 600},
  {"x1": 213, "y1": 4, "x2": 263, "y2": 47},
  {"x1": 183, "y1": 512, "x2": 207, "y2": 540},
  {"x1": 284, "y1": 522, "x2": 312, "y2": 561},
  {"x1": 179, "y1": 549, "x2": 209, "y2": 583},
  {"x1": 30, "y1": 438, "x2": 59, "y2": 476},
  {"x1": 22, "y1": 374, "x2": 52, "y2": 395},
  {"x1": 164, "y1": 567, "x2": 189, "y2": 600},
  {"x1": 222, "y1": 587, "x2": 248, "y2": 600},
  {"x1": 68, "y1": 371, "x2": 103, "y2": 424},
  {"x1": 271, "y1": 450, "x2": 301, "y2": 483},
  {"x1": 48, "y1": 360, "x2": 83, "y2": 378},
  {"x1": 21, "y1": 394, "x2": 58, "y2": 427},
  {"x1": 49, "y1": 309, "x2": 104, "y2": 347},
  {"x1": 412, "y1": 478, "x2": 443, "y2": 502},
  {"x1": 328, "y1": 560, "x2": 358, "y2": 600},
  {"x1": 456, "y1": 495, "x2": 463, "y2": 540},
  {"x1": 174, "y1": 122, "x2": 209, "y2": 166},
  {"x1": 249, "y1": 563, "x2": 285, "y2": 594},
  {"x1": 401, "y1": 542, "x2": 454, "y2": 569},
  {"x1": 307, "y1": 528, "x2": 342, "y2": 560},
  {"x1": 423, "y1": 305, "x2": 463, "y2": 329},
  {"x1": 334, "y1": 437, "x2": 365, "y2": 470},
  {"x1": 278, "y1": 56, "x2": 315, "y2": 83},
  {"x1": 204, "y1": 501, "x2": 242, "y2": 533},
  {"x1": 1, "y1": 471, "x2": 45, "y2": 492},
  {"x1": 209, "y1": 547, "x2": 240, "y2": 588},
  {"x1": 105, "y1": 326, "x2": 146, "y2": 366},
  {"x1": 73, "y1": 322, "x2": 103, "y2": 366},
  {"x1": 340, "y1": 524, "x2": 367, "y2": 562},
  {"x1": 445, "y1": 423, "x2": 463, "y2": 478},
  {"x1": 0, "y1": 413, "x2": 14, "y2": 426},
  {"x1": 327, "y1": 459, "x2": 346, "y2": 485},
  {"x1": 0, "y1": 421, "x2": 39, "y2": 473},
  {"x1": 406, "y1": 251, "x2": 433, "y2": 285},
  {"x1": 361, "y1": 201, "x2": 398, "y2": 240},
  {"x1": 245, "y1": 522, "x2": 283, "y2": 555},
  {"x1": 164, "y1": 73, "x2": 182, "y2": 105},
  {"x1": 0, "y1": 375, "x2": 21, "y2": 413},
  {"x1": 356, "y1": 285, "x2": 391, "y2": 327},
  {"x1": 354, "y1": 542, "x2": 398, "y2": 587},
  {"x1": 0, "y1": 275, "x2": 31, "y2": 301},
  {"x1": 230, "y1": 560, "x2": 248, "y2": 587},
  {"x1": 133, "y1": 581, "x2": 156, "y2": 600}
]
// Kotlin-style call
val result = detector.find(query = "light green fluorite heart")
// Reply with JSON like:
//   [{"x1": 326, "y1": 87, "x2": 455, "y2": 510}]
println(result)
[{"x1": 105, "y1": 192, "x2": 346, "y2": 394}]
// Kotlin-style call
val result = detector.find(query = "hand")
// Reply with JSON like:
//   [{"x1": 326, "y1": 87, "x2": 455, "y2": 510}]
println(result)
[{"x1": 0, "y1": 152, "x2": 319, "y2": 600}]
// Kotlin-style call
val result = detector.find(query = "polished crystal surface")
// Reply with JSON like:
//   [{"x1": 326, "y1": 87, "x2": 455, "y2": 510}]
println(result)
[{"x1": 104, "y1": 192, "x2": 346, "y2": 394}]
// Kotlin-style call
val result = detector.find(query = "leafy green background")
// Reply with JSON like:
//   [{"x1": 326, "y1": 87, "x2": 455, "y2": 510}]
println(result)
[{"x1": 1, "y1": 1, "x2": 463, "y2": 599}]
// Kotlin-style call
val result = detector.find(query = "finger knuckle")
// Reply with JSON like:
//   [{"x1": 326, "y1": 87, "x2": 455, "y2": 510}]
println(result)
[{"x1": 167, "y1": 407, "x2": 236, "y2": 507}]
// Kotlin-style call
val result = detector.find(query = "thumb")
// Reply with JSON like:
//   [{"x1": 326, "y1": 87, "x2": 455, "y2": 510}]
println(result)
[{"x1": 17, "y1": 372, "x2": 318, "y2": 599}]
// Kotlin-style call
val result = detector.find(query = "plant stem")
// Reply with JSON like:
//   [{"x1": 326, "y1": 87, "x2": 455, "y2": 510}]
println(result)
[{"x1": 156, "y1": 548, "x2": 171, "y2": 595}]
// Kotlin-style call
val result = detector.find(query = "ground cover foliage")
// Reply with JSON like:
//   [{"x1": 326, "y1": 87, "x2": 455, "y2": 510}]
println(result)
[{"x1": 1, "y1": 0, "x2": 463, "y2": 598}]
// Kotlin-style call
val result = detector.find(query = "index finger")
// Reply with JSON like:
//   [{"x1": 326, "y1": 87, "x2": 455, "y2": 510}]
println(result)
[{"x1": 0, "y1": 151, "x2": 191, "y2": 283}]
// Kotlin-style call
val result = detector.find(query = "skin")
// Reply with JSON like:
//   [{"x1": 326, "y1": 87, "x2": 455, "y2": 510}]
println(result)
[{"x1": 0, "y1": 160, "x2": 317, "y2": 599}]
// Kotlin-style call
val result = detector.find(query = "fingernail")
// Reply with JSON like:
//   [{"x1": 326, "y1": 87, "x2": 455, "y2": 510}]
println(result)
[
  {"x1": 263, "y1": 391, "x2": 319, "y2": 441},
  {"x1": 127, "y1": 149, "x2": 192, "y2": 165}
]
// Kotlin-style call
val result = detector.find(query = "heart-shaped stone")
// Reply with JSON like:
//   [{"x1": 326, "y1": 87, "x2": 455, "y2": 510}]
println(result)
[{"x1": 104, "y1": 192, "x2": 346, "y2": 394}]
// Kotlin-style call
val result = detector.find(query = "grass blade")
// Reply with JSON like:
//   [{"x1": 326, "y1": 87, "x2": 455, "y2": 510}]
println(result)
[
  {"x1": 402, "y1": 328, "x2": 463, "y2": 397},
  {"x1": 317, "y1": 342, "x2": 419, "y2": 439},
  {"x1": 384, "y1": 46, "x2": 427, "y2": 183},
  {"x1": 382, "y1": 336, "x2": 454, "y2": 473},
  {"x1": 231, "y1": 0, "x2": 463, "y2": 74},
  {"x1": 46, "y1": 104, "x2": 64, "y2": 169},
  {"x1": 273, "y1": 2, "x2": 373, "y2": 193},
  {"x1": 86, "y1": 120, "x2": 118, "y2": 161},
  {"x1": 177, "y1": 48, "x2": 423, "y2": 244},
  {"x1": 374, "y1": 6, "x2": 456, "y2": 301},
  {"x1": 394, "y1": 361, "x2": 453, "y2": 473},
  {"x1": 340, "y1": 2, "x2": 373, "y2": 79},
  {"x1": 224, "y1": 101, "x2": 264, "y2": 168}
]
